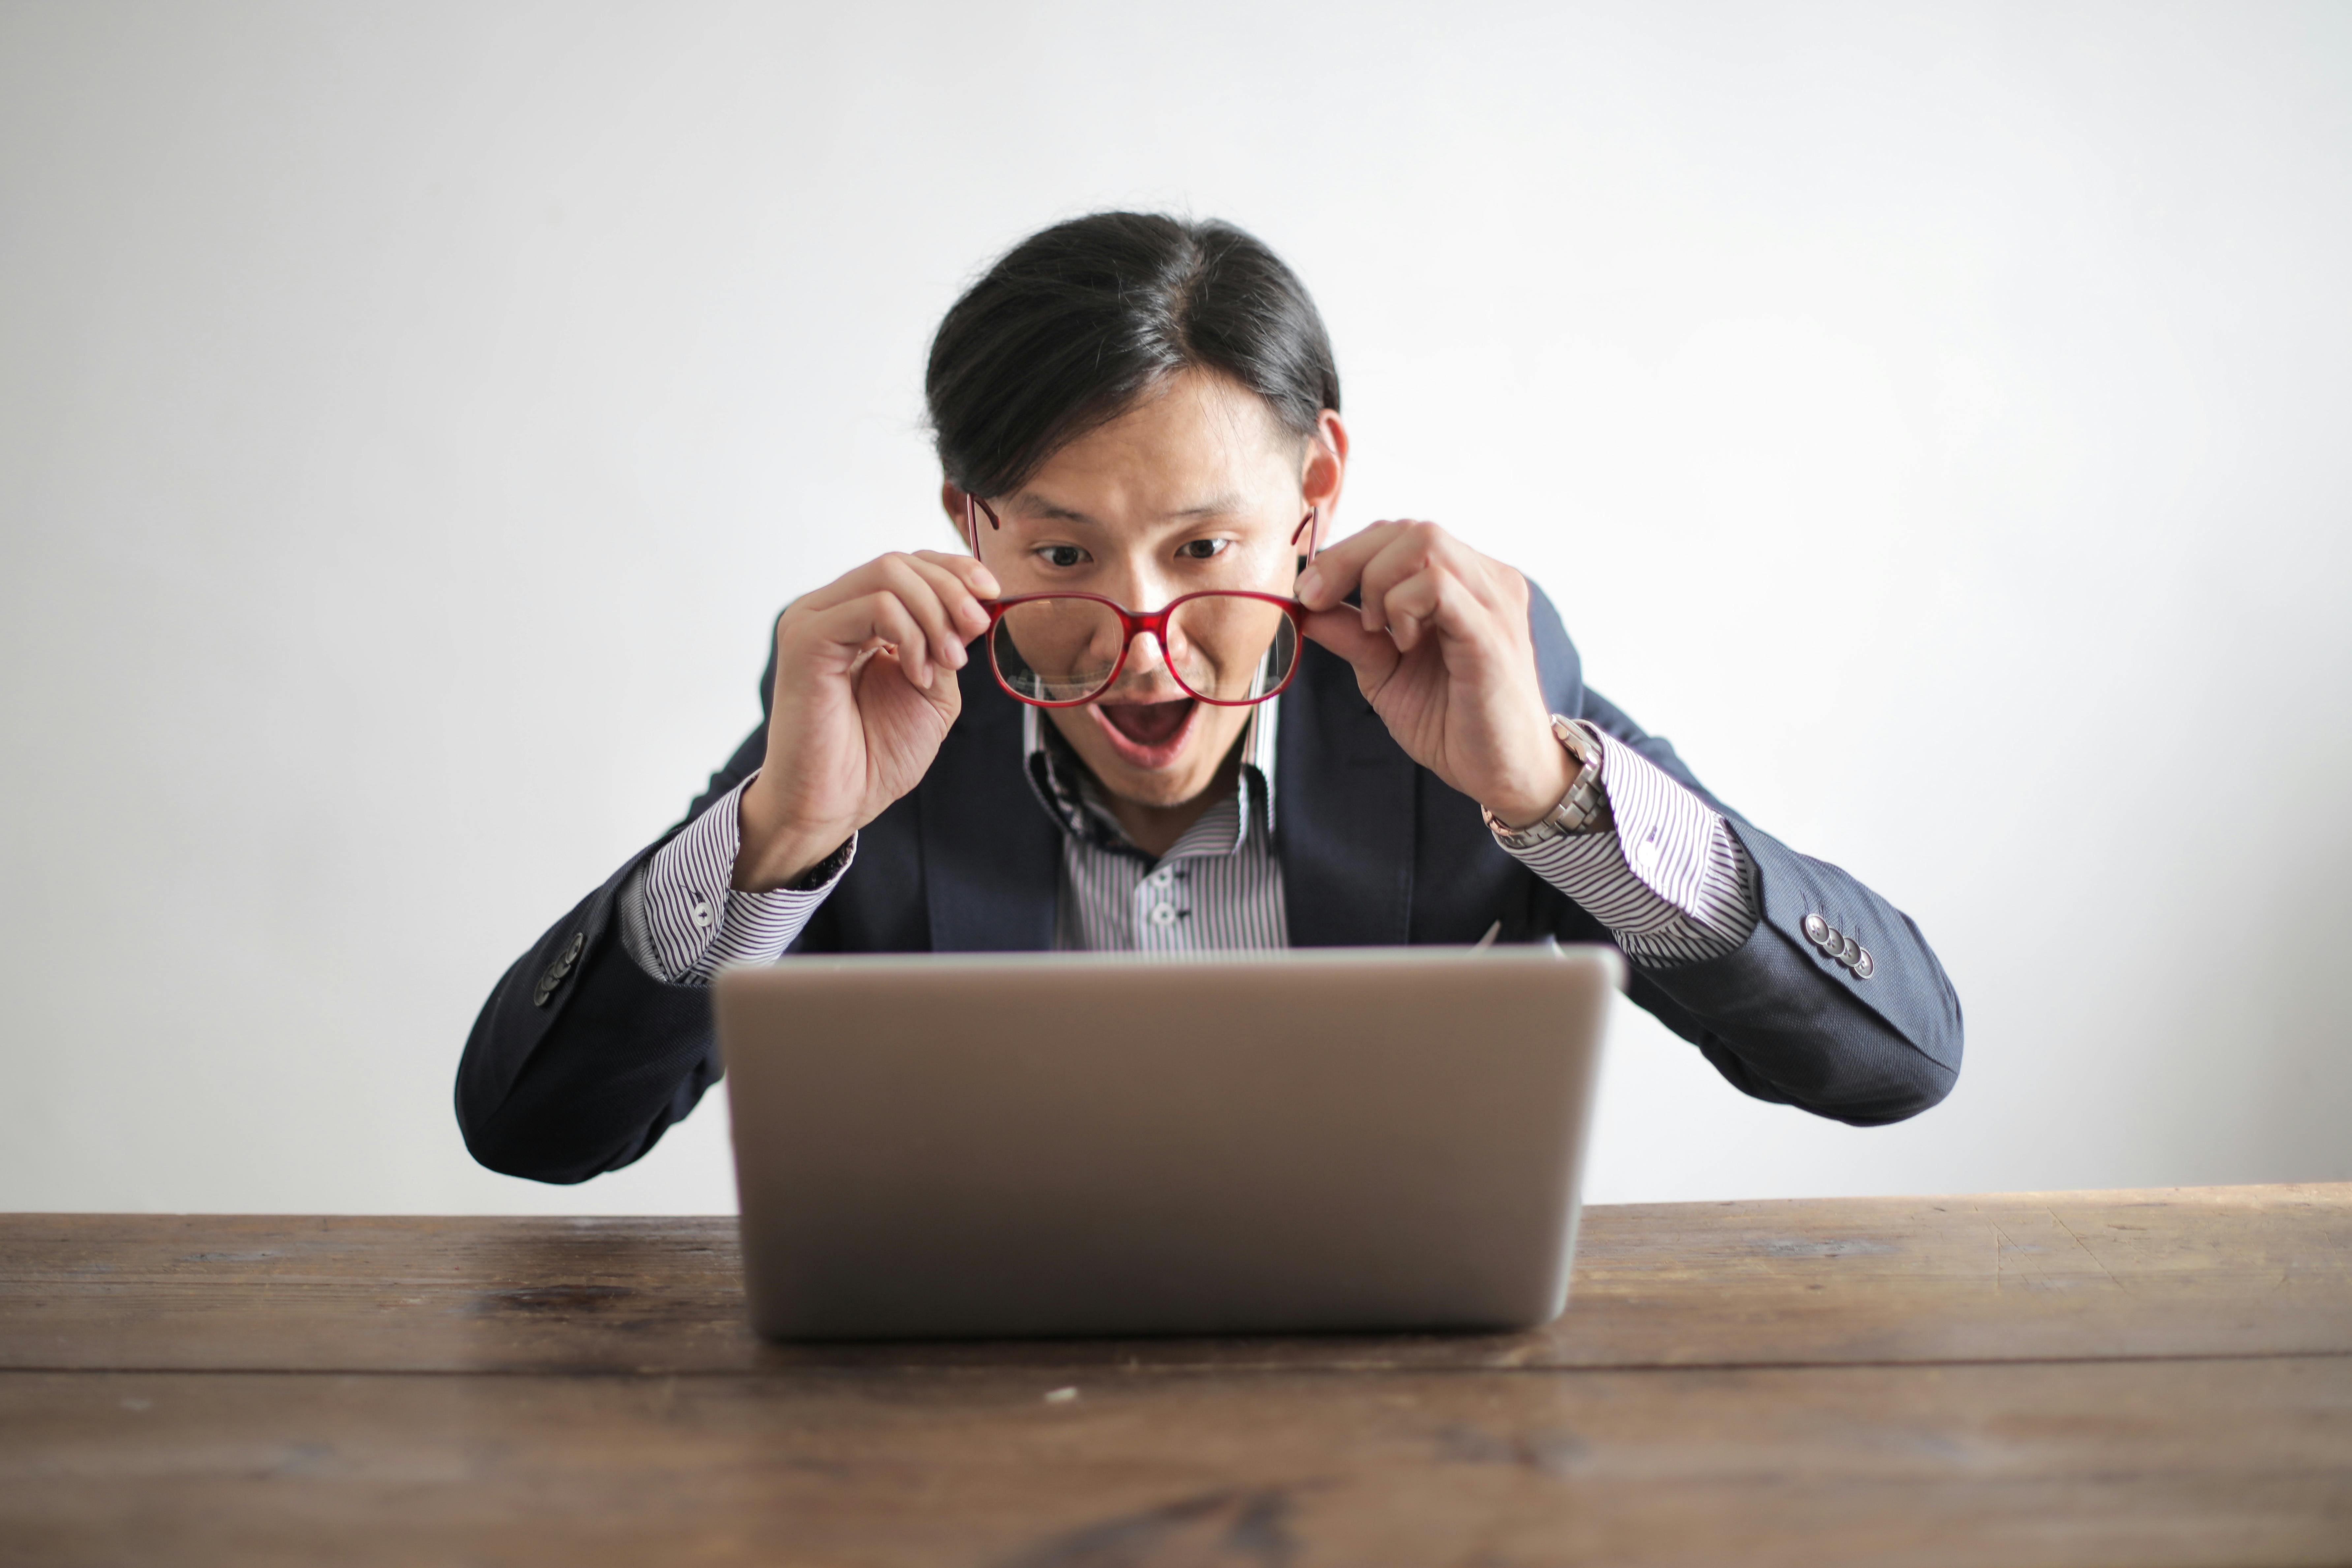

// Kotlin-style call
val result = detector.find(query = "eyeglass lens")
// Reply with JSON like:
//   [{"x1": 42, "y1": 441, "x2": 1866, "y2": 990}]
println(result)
[{"x1": 991, "y1": 595, "x2": 1299, "y2": 705}]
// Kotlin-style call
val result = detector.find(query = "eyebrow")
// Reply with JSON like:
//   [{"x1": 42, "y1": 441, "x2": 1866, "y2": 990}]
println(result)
[
  {"x1": 1015, "y1": 497, "x2": 1099, "y2": 526},
  {"x1": 1011, "y1": 492, "x2": 1253, "y2": 526}
]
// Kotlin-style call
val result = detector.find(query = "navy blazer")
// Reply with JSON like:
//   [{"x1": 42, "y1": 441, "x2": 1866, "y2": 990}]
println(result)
[{"x1": 458, "y1": 588, "x2": 1962, "y2": 1184}]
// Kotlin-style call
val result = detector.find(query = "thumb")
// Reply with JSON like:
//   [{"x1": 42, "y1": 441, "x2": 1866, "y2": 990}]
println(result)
[{"x1": 1301, "y1": 608, "x2": 1400, "y2": 686}]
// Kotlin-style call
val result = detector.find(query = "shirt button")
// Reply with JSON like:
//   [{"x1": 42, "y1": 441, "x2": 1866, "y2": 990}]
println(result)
[
  {"x1": 691, "y1": 900, "x2": 714, "y2": 929},
  {"x1": 1149, "y1": 904, "x2": 1178, "y2": 927}
]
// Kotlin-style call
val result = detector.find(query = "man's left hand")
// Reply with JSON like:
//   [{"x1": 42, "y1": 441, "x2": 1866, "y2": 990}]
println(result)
[{"x1": 1295, "y1": 521, "x2": 1575, "y2": 828}]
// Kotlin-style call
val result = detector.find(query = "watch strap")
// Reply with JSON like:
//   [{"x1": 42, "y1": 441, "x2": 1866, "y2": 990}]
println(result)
[{"x1": 1483, "y1": 716, "x2": 1613, "y2": 850}]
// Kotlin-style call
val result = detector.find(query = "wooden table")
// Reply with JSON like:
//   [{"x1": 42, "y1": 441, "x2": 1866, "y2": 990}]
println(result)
[{"x1": 2, "y1": 1185, "x2": 2347, "y2": 1565}]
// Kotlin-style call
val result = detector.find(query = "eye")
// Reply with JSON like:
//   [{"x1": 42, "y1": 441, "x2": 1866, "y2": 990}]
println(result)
[
  {"x1": 1176, "y1": 538, "x2": 1231, "y2": 561},
  {"x1": 1035, "y1": 543, "x2": 1089, "y2": 569}
]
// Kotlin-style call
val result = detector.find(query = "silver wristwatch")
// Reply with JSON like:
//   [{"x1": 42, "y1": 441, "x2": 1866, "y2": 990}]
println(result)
[{"x1": 1482, "y1": 716, "x2": 1611, "y2": 849}]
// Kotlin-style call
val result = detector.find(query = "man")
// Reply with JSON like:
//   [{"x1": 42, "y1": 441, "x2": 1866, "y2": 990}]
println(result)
[{"x1": 458, "y1": 212, "x2": 1961, "y2": 1185}]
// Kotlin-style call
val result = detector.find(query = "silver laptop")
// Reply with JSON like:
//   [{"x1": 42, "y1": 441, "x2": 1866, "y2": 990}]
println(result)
[{"x1": 715, "y1": 944, "x2": 1620, "y2": 1341}]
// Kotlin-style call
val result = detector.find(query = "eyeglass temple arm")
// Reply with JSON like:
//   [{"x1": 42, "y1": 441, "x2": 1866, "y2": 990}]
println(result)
[{"x1": 963, "y1": 494, "x2": 1000, "y2": 571}]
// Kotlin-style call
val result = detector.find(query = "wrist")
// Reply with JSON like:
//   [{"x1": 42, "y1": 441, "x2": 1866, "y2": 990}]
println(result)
[
  {"x1": 1483, "y1": 715, "x2": 1612, "y2": 848},
  {"x1": 734, "y1": 777, "x2": 854, "y2": 892},
  {"x1": 1484, "y1": 735, "x2": 1580, "y2": 829}
]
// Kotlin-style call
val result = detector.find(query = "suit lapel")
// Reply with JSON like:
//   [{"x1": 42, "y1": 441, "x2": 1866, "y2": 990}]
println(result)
[
  {"x1": 1278, "y1": 644, "x2": 1418, "y2": 947},
  {"x1": 918, "y1": 646, "x2": 1422, "y2": 952},
  {"x1": 919, "y1": 666, "x2": 1060, "y2": 952}
]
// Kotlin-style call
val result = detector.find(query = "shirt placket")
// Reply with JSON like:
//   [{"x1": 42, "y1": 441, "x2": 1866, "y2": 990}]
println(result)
[{"x1": 1134, "y1": 858, "x2": 1191, "y2": 952}]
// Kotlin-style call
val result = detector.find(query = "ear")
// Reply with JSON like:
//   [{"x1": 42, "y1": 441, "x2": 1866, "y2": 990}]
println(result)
[
  {"x1": 940, "y1": 481, "x2": 976, "y2": 550},
  {"x1": 1298, "y1": 409, "x2": 1349, "y2": 554}
]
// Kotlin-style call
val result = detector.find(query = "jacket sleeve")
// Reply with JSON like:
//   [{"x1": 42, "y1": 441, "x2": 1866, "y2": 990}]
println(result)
[
  {"x1": 454, "y1": 713, "x2": 771, "y2": 1185},
  {"x1": 1527, "y1": 588, "x2": 1964, "y2": 1126}
]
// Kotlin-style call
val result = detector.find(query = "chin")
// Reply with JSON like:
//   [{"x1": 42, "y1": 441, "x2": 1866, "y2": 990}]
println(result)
[{"x1": 1096, "y1": 761, "x2": 1216, "y2": 809}]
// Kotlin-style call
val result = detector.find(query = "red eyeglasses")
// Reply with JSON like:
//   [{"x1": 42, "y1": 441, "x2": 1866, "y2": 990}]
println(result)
[{"x1": 963, "y1": 495, "x2": 1318, "y2": 708}]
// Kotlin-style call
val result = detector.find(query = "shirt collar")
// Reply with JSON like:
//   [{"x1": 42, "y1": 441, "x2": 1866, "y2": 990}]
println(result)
[{"x1": 1021, "y1": 699, "x2": 1281, "y2": 859}]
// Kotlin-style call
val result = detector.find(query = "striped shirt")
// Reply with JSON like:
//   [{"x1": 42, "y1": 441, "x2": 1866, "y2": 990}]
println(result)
[
  {"x1": 618, "y1": 701, "x2": 1759, "y2": 981},
  {"x1": 1027, "y1": 702, "x2": 1288, "y2": 955}
]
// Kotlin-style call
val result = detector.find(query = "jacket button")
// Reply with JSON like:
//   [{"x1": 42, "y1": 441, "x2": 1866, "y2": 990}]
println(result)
[
  {"x1": 533, "y1": 932, "x2": 586, "y2": 1007},
  {"x1": 1802, "y1": 914, "x2": 1830, "y2": 944},
  {"x1": 1851, "y1": 947, "x2": 1875, "y2": 979},
  {"x1": 1838, "y1": 935, "x2": 1861, "y2": 964}
]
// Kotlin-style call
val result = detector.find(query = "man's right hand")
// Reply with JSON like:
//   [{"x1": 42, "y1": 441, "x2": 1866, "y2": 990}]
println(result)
[{"x1": 734, "y1": 550, "x2": 999, "y2": 890}]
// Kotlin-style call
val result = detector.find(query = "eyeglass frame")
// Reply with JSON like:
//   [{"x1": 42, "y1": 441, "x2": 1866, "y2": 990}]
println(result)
[{"x1": 961, "y1": 494, "x2": 1320, "y2": 709}]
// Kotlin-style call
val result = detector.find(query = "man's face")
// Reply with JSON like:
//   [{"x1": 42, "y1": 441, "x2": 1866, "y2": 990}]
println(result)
[{"x1": 964, "y1": 371, "x2": 1315, "y2": 811}]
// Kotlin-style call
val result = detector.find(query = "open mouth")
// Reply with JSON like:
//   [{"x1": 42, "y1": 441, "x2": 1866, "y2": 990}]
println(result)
[{"x1": 1089, "y1": 696, "x2": 1198, "y2": 770}]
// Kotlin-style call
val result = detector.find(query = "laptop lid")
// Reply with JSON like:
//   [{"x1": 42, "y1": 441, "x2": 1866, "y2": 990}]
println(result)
[{"x1": 716, "y1": 945, "x2": 1619, "y2": 1341}]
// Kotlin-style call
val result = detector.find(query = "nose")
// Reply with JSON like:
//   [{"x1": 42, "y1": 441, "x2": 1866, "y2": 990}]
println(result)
[
  {"x1": 1112, "y1": 623, "x2": 1176, "y2": 684},
  {"x1": 1096, "y1": 556, "x2": 1180, "y2": 615},
  {"x1": 1089, "y1": 614, "x2": 1187, "y2": 703},
  {"x1": 1087, "y1": 562, "x2": 1187, "y2": 698}
]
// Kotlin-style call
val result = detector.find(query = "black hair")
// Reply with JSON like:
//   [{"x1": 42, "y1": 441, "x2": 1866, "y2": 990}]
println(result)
[{"x1": 925, "y1": 212, "x2": 1340, "y2": 500}]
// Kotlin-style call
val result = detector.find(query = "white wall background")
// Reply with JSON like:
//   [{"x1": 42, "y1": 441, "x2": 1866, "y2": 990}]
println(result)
[{"x1": 3, "y1": 1, "x2": 2347, "y2": 1215}]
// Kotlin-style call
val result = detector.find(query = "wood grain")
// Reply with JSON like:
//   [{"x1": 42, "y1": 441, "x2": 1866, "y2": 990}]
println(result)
[
  {"x1": 2, "y1": 1185, "x2": 2345, "y2": 1374},
  {"x1": 4, "y1": 1357, "x2": 2346, "y2": 1567}
]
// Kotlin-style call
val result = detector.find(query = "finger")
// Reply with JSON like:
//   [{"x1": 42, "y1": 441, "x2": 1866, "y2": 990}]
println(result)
[
  {"x1": 810, "y1": 590, "x2": 940, "y2": 688},
  {"x1": 1292, "y1": 521, "x2": 1409, "y2": 611},
  {"x1": 793, "y1": 558, "x2": 890, "y2": 618},
  {"x1": 871, "y1": 555, "x2": 971, "y2": 672},
  {"x1": 1355, "y1": 526, "x2": 1442, "y2": 635},
  {"x1": 900, "y1": 553, "x2": 995, "y2": 644},
  {"x1": 1300, "y1": 606, "x2": 1401, "y2": 691},
  {"x1": 794, "y1": 549, "x2": 982, "y2": 623},
  {"x1": 910, "y1": 548, "x2": 1000, "y2": 603},
  {"x1": 1379, "y1": 567, "x2": 1446, "y2": 651}
]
